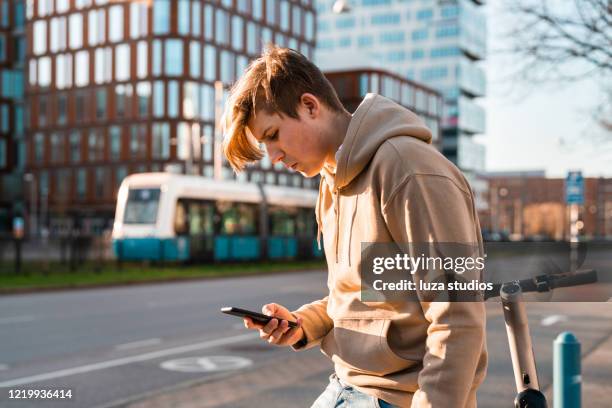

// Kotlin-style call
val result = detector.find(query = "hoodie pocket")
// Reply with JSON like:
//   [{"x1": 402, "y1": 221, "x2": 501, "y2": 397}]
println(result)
[{"x1": 322, "y1": 318, "x2": 418, "y2": 376}]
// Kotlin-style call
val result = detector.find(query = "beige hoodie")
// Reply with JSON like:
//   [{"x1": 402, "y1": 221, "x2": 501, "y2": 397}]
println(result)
[{"x1": 292, "y1": 94, "x2": 487, "y2": 407}]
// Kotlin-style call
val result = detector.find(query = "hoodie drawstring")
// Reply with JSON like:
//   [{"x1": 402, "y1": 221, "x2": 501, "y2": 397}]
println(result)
[
  {"x1": 347, "y1": 195, "x2": 358, "y2": 267},
  {"x1": 315, "y1": 177, "x2": 324, "y2": 251},
  {"x1": 334, "y1": 190, "x2": 339, "y2": 264}
]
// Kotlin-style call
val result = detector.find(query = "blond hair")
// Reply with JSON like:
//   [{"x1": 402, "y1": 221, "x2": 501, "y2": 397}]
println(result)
[{"x1": 222, "y1": 45, "x2": 344, "y2": 172}]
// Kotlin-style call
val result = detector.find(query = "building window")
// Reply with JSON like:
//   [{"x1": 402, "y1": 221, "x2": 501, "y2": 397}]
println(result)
[
  {"x1": 232, "y1": 15, "x2": 243, "y2": 51},
  {"x1": 50, "y1": 133, "x2": 63, "y2": 163},
  {"x1": 417, "y1": 9, "x2": 434, "y2": 21},
  {"x1": 253, "y1": 0, "x2": 263, "y2": 21},
  {"x1": 57, "y1": 94, "x2": 68, "y2": 125},
  {"x1": 115, "y1": 84, "x2": 127, "y2": 118},
  {"x1": 183, "y1": 81, "x2": 198, "y2": 119},
  {"x1": 220, "y1": 50, "x2": 234, "y2": 83},
  {"x1": 69, "y1": 13, "x2": 83, "y2": 49},
  {"x1": 1, "y1": 139, "x2": 10, "y2": 168},
  {"x1": 136, "y1": 81, "x2": 151, "y2": 117},
  {"x1": 216, "y1": 8, "x2": 229, "y2": 45},
  {"x1": 38, "y1": 57, "x2": 51, "y2": 87},
  {"x1": 192, "y1": 1, "x2": 201, "y2": 36},
  {"x1": 109, "y1": 5, "x2": 124, "y2": 43},
  {"x1": 168, "y1": 80, "x2": 179, "y2": 117},
  {"x1": 202, "y1": 125, "x2": 213, "y2": 161},
  {"x1": 137, "y1": 41, "x2": 148, "y2": 78},
  {"x1": 115, "y1": 44, "x2": 131, "y2": 81},
  {"x1": 178, "y1": 0, "x2": 190, "y2": 35},
  {"x1": 304, "y1": 11, "x2": 313, "y2": 41},
  {"x1": 38, "y1": 96, "x2": 48, "y2": 127},
  {"x1": 0, "y1": 104, "x2": 8, "y2": 132},
  {"x1": 280, "y1": 1, "x2": 291, "y2": 32},
  {"x1": 176, "y1": 122, "x2": 190, "y2": 160},
  {"x1": 152, "y1": 40, "x2": 162, "y2": 76},
  {"x1": 95, "y1": 47, "x2": 112, "y2": 84},
  {"x1": 189, "y1": 41, "x2": 201, "y2": 78},
  {"x1": 165, "y1": 39, "x2": 183, "y2": 76},
  {"x1": 200, "y1": 84, "x2": 214, "y2": 120},
  {"x1": 50, "y1": 17, "x2": 67, "y2": 52},
  {"x1": 33, "y1": 20, "x2": 47, "y2": 55},
  {"x1": 153, "y1": 0, "x2": 170, "y2": 34},
  {"x1": 108, "y1": 126, "x2": 121, "y2": 161},
  {"x1": 153, "y1": 80, "x2": 164, "y2": 117},
  {"x1": 130, "y1": 2, "x2": 148, "y2": 39},
  {"x1": 130, "y1": 124, "x2": 147, "y2": 158},
  {"x1": 203, "y1": 45, "x2": 216, "y2": 81},
  {"x1": 75, "y1": 90, "x2": 87, "y2": 122},
  {"x1": 76, "y1": 169, "x2": 87, "y2": 199},
  {"x1": 96, "y1": 88, "x2": 107, "y2": 120},
  {"x1": 88, "y1": 8, "x2": 106, "y2": 46},
  {"x1": 95, "y1": 167, "x2": 107, "y2": 198},
  {"x1": 88, "y1": 129, "x2": 104, "y2": 161},
  {"x1": 152, "y1": 122, "x2": 170, "y2": 159},
  {"x1": 204, "y1": 4, "x2": 213, "y2": 40},
  {"x1": 69, "y1": 130, "x2": 81, "y2": 162},
  {"x1": 412, "y1": 28, "x2": 428, "y2": 41},
  {"x1": 266, "y1": 0, "x2": 276, "y2": 26},
  {"x1": 34, "y1": 132, "x2": 44, "y2": 162},
  {"x1": 75, "y1": 50, "x2": 89, "y2": 87},
  {"x1": 292, "y1": 5, "x2": 302, "y2": 36},
  {"x1": 247, "y1": 22, "x2": 258, "y2": 54},
  {"x1": 56, "y1": 53, "x2": 73, "y2": 89}
]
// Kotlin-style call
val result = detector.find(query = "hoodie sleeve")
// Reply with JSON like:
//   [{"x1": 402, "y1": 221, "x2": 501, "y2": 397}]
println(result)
[
  {"x1": 291, "y1": 296, "x2": 334, "y2": 350},
  {"x1": 382, "y1": 174, "x2": 487, "y2": 408}
]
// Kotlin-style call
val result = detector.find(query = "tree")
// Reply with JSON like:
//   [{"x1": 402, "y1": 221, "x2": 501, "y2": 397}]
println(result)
[{"x1": 504, "y1": 0, "x2": 611, "y2": 131}]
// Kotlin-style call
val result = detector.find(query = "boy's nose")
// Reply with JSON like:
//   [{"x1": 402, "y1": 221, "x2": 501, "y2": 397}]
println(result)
[{"x1": 269, "y1": 148, "x2": 284, "y2": 165}]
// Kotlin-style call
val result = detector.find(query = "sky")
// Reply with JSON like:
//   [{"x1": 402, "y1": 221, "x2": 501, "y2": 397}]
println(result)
[{"x1": 481, "y1": 2, "x2": 612, "y2": 178}]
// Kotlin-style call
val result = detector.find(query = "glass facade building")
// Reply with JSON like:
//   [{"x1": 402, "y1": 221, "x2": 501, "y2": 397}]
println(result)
[
  {"x1": 315, "y1": 0, "x2": 487, "y2": 175},
  {"x1": 17, "y1": 0, "x2": 316, "y2": 233},
  {"x1": 0, "y1": 0, "x2": 26, "y2": 231},
  {"x1": 325, "y1": 68, "x2": 443, "y2": 149}
]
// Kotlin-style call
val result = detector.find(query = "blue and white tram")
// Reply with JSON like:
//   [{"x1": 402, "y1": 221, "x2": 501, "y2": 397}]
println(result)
[{"x1": 112, "y1": 173, "x2": 321, "y2": 262}]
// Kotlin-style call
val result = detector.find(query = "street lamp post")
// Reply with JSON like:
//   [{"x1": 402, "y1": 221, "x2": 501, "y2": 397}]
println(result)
[{"x1": 23, "y1": 173, "x2": 37, "y2": 239}]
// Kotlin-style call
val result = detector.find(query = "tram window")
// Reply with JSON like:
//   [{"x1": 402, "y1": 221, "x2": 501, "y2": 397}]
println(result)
[
  {"x1": 174, "y1": 200, "x2": 188, "y2": 235},
  {"x1": 188, "y1": 201, "x2": 215, "y2": 235},
  {"x1": 218, "y1": 202, "x2": 257, "y2": 235},
  {"x1": 270, "y1": 207, "x2": 296, "y2": 236},
  {"x1": 296, "y1": 208, "x2": 315, "y2": 236},
  {"x1": 124, "y1": 188, "x2": 161, "y2": 224},
  {"x1": 175, "y1": 199, "x2": 215, "y2": 235}
]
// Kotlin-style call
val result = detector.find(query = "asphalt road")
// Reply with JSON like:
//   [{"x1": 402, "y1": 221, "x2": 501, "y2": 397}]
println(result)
[{"x1": 0, "y1": 256, "x2": 610, "y2": 407}]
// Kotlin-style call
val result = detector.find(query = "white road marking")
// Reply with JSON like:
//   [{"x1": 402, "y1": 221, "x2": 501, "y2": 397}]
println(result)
[
  {"x1": 115, "y1": 338, "x2": 162, "y2": 351},
  {"x1": 0, "y1": 333, "x2": 257, "y2": 388},
  {"x1": 160, "y1": 356, "x2": 252, "y2": 373},
  {"x1": 0, "y1": 316, "x2": 36, "y2": 325},
  {"x1": 540, "y1": 315, "x2": 568, "y2": 326}
]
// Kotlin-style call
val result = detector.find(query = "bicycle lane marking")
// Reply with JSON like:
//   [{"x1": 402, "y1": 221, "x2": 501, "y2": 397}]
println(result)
[{"x1": 0, "y1": 333, "x2": 257, "y2": 388}]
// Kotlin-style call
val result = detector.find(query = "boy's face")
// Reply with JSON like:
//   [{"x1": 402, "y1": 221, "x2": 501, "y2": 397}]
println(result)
[{"x1": 247, "y1": 94, "x2": 330, "y2": 178}]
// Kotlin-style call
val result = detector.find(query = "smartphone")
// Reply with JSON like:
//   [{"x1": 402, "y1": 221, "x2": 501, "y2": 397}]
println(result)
[{"x1": 221, "y1": 306, "x2": 298, "y2": 328}]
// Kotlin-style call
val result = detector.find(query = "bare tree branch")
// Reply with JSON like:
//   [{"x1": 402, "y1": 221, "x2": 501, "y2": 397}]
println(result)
[{"x1": 502, "y1": 0, "x2": 612, "y2": 132}]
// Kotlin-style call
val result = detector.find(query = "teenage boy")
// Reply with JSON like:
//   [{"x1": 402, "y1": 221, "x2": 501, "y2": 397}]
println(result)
[{"x1": 222, "y1": 46, "x2": 487, "y2": 408}]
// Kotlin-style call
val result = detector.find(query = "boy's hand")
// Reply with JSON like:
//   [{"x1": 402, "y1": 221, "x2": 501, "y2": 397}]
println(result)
[{"x1": 243, "y1": 303, "x2": 304, "y2": 347}]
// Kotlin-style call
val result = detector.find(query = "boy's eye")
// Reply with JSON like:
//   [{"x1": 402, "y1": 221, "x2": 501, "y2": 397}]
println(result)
[{"x1": 267, "y1": 131, "x2": 279, "y2": 141}]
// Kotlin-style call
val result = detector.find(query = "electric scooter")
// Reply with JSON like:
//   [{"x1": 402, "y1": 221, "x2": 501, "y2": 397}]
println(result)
[{"x1": 484, "y1": 268, "x2": 598, "y2": 408}]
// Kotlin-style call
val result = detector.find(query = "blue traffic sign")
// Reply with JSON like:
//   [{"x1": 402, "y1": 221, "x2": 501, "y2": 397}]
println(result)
[{"x1": 565, "y1": 171, "x2": 584, "y2": 205}]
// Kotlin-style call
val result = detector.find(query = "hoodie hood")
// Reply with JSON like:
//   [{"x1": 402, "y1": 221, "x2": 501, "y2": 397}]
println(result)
[
  {"x1": 334, "y1": 93, "x2": 432, "y2": 190},
  {"x1": 315, "y1": 93, "x2": 433, "y2": 254}
]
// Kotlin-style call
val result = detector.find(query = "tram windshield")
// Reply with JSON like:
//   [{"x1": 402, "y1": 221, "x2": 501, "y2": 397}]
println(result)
[{"x1": 124, "y1": 188, "x2": 161, "y2": 224}]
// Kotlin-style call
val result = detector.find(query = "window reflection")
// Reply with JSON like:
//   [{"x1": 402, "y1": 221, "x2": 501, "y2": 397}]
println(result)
[
  {"x1": 109, "y1": 5, "x2": 124, "y2": 43},
  {"x1": 69, "y1": 13, "x2": 83, "y2": 49},
  {"x1": 152, "y1": 122, "x2": 170, "y2": 158},
  {"x1": 165, "y1": 39, "x2": 183, "y2": 76},
  {"x1": 115, "y1": 44, "x2": 131, "y2": 81},
  {"x1": 153, "y1": 0, "x2": 170, "y2": 34}
]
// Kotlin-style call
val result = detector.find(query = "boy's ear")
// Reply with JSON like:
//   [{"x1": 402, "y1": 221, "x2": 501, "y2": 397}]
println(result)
[{"x1": 300, "y1": 93, "x2": 320, "y2": 118}]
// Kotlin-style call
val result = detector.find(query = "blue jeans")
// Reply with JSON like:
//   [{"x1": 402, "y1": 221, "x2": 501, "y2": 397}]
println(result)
[{"x1": 311, "y1": 374, "x2": 397, "y2": 408}]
